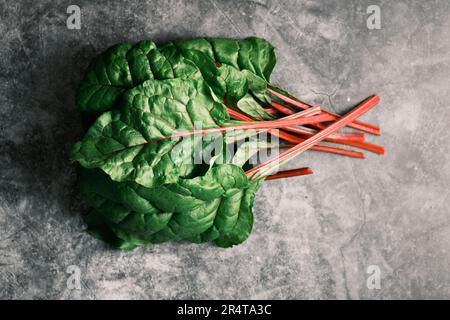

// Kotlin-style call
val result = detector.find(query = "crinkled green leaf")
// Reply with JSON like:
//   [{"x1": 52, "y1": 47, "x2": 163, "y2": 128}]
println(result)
[
  {"x1": 76, "y1": 37, "x2": 276, "y2": 116},
  {"x1": 236, "y1": 93, "x2": 273, "y2": 120},
  {"x1": 79, "y1": 164, "x2": 260, "y2": 249},
  {"x1": 214, "y1": 179, "x2": 263, "y2": 248},
  {"x1": 76, "y1": 43, "x2": 132, "y2": 113},
  {"x1": 72, "y1": 78, "x2": 230, "y2": 188}
]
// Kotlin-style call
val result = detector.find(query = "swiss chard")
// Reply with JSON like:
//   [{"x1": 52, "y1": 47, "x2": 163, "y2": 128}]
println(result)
[{"x1": 72, "y1": 37, "x2": 384, "y2": 249}]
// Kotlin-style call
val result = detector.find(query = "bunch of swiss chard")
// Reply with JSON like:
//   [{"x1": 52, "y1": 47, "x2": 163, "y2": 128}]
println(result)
[{"x1": 72, "y1": 37, "x2": 384, "y2": 250}]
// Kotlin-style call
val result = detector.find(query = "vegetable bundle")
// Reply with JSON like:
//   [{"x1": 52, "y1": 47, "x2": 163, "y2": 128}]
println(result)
[{"x1": 72, "y1": 37, "x2": 383, "y2": 250}]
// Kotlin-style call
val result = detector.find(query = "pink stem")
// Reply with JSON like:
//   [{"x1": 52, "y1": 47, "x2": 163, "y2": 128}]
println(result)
[
  {"x1": 228, "y1": 107, "x2": 365, "y2": 159},
  {"x1": 147, "y1": 111, "x2": 333, "y2": 143},
  {"x1": 268, "y1": 88, "x2": 381, "y2": 136},
  {"x1": 247, "y1": 95, "x2": 381, "y2": 178},
  {"x1": 265, "y1": 168, "x2": 313, "y2": 181}
]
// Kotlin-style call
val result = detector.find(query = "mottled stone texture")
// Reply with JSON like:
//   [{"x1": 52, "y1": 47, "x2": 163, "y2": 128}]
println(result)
[{"x1": 0, "y1": 0, "x2": 449, "y2": 300}]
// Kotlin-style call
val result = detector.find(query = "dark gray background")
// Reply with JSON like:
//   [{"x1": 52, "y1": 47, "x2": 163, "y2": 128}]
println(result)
[{"x1": 1, "y1": 0, "x2": 449, "y2": 299}]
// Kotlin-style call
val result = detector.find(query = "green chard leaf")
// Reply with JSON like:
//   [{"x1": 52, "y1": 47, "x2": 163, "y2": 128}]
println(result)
[
  {"x1": 79, "y1": 164, "x2": 261, "y2": 249},
  {"x1": 76, "y1": 37, "x2": 277, "y2": 120},
  {"x1": 76, "y1": 43, "x2": 133, "y2": 113},
  {"x1": 236, "y1": 93, "x2": 273, "y2": 120},
  {"x1": 214, "y1": 178, "x2": 263, "y2": 248},
  {"x1": 72, "y1": 78, "x2": 231, "y2": 188}
]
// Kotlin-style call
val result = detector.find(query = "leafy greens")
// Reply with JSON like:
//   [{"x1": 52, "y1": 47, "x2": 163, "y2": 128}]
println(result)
[{"x1": 72, "y1": 37, "x2": 383, "y2": 250}]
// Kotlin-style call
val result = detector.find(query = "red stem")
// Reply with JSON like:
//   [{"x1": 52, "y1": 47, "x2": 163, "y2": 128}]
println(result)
[
  {"x1": 149, "y1": 113, "x2": 335, "y2": 143},
  {"x1": 265, "y1": 168, "x2": 313, "y2": 181},
  {"x1": 227, "y1": 107, "x2": 257, "y2": 121},
  {"x1": 268, "y1": 88, "x2": 381, "y2": 136},
  {"x1": 289, "y1": 144, "x2": 365, "y2": 159},
  {"x1": 230, "y1": 106, "x2": 363, "y2": 142},
  {"x1": 270, "y1": 101, "x2": 295, "y2": 115},
  {"x1": 335, "y1": 140, "x2": 385, "y2": 155},
  {"x1": 228, "y1": 107, "x2": 382, "y2": 156},
  {"x1": 269, "y1": 103, "x2": 326, "y2": 131},
  {"x1": 264, "y1": 108, "x2": 279, "y2": 116},
  {"x1": 227, "y1": 107, "x2": 365, "y2": 158},
  {"x1": 282, "y1": 126, "x2": 364, "y2": 143},
  {"x1": 265, "y1": 103, "x2": 366, "y2": 143},
  {"x1": 247, "y1": 95, "x2": 381, "y2": 178},
  {"x1": 265, "y1": 103, "x2": 383, "y2": 154}
]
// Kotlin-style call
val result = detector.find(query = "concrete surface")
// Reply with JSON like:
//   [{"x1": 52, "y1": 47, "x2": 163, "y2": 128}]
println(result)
[{"x1": 1, "y1": 0, "x2": 450, "y2": 300}]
